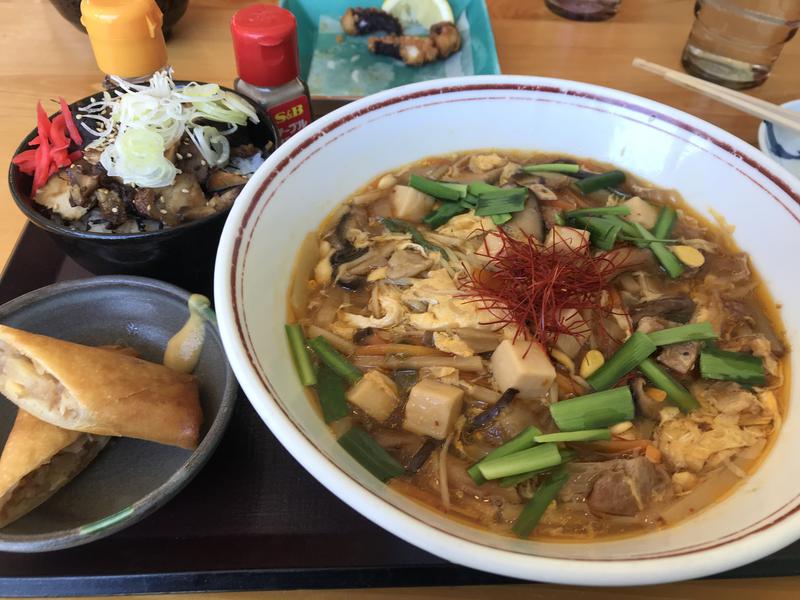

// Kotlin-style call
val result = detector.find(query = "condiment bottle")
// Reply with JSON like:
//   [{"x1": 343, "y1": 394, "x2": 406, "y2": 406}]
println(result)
[
  {"x1": 231, "y1": 4, "x2": 312, "y2": 143},
  {"x1": 81, "y1": 0, "x2": 168, "y2": 84}
]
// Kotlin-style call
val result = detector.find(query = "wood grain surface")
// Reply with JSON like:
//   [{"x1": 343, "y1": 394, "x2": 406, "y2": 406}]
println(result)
[{"x1": 0, "y1": 0, "x2": 798, "y2": 597}]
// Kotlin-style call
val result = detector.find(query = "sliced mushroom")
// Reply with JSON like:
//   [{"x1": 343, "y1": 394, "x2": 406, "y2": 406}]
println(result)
[
  {"x1": 65, "y1": 160, "x2": 101, "y2": 208},
  {"x1": 657, "y1": 341, "x2": 700, "y2": 375},
  {"x1": 631, "y1": 297, "x2": 696, "y2": 325},
  {"x1": 386, "y1": 248, "x2": 433, "y2": 279},
  {"x1": 206, "y1": 169, "x2": 248, "y2": 193}
]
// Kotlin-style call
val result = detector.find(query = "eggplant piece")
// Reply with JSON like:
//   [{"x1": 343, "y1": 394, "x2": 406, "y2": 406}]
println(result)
[
  {"x1": 93, "y1": 188, "x2": 127, "y2": 226},
  {"x1": 631, "y1": 297, "x2": 696, "y2": 325},
  {"x1": 465, "y1": 388, "x2": 518, "y2": 433}
]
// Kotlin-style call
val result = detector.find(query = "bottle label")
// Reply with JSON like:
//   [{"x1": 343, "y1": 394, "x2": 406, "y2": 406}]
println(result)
[{"x1": 268, "y1": 95, "x2": 312, "y2": 142}]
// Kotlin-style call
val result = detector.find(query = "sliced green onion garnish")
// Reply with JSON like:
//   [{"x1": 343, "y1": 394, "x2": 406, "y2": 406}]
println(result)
[
  {"x1": 308, "y1": 336, "x2": 362, "y2": 384},
  {"x1": 587, "y1": 332, "x2": 657, "y2": 390},
  {"x1": 467, "y1": 181, "x2": 502, "y2": 196},
  {"x1": 574, "y1": 170, "x2": 626, "y2": 195},
  {"x1": 461, "y1": 193, "x2": 479, "y2": 206},
  {"x1": 476, "y1": 187, "x2": 528, "y2": 202},
  {"x1": 499, "y1": 449, "x2": 577, "y2": 488},
  {"x1": 491, "y1": 213, "x2": 513, "y2": 225},
  {"x1": 316, "y1": 364, "x2": 349, "y2": 423},
  {"x1": 619, "y1": 235, "x2": 678, "y2": 244},
  {"x1": 564, "y1": 206, "x2": 631, "y2": 218},
  {"x1": 648, "y1": 322, "x2": 717, "y2": 346},
  {"x1": 639, "y1": 358, "x2": 700, "y2": 412},
  {"x1": 601, "y1": 214, "x2": 642, "y2": 240},
  {"x1": 467, "y1": 426, "x2": 542, "y2": 485},
  {"x1": 338, "y1": 426, "x2": 405, "y2": 482},
  {"x1": 632, "y1": 222, "x2": 685, "y2": 279},
  {"x1": 423, "y1": 201, "x2": 468, "y2": 229},
  {"x1": 549, "y1": 387, "x2": 634, "y2": 431},
  {"x1": 571, "y1": 216, "x2": 621, "y2": 251},
  {"x1": 408, "y1": 174, "x2": 462, "y2": 201},
  {"x1": 379, "y1": 217, "x2": 449, "y2": 258},
  {"x1": 512, "y1": 466, "x2": 570, "y2": 538},
  {"x1": 438, "y1": 181, "x2": 469, "y2": 198},
  {"x1": 533, "y1": 429, "x2": 612, "y2": 443},
  {"x1": 477, "y1": 443, "x2": 562, "y2": 480},
  {"x1": 285, "y1": 324, "x2": 317, "y2": 386},
  {"x1": 521, "y1": 162, "x2": 581, "y2": 174},
  {"x1": 652, "y1": 205, "x2": 677, "y2": 239},
  {"x1": 699, "y1": 347, "x2": 766, "y2": 387},
  {"x1": 474, "y1": 193, "x2": 527, "y2": 216}
]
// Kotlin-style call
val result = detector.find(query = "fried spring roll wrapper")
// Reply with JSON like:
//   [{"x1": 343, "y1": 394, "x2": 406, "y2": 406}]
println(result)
[
  {"x1": 0, "y1": 325, "x2": 202, "y2": 450},
  {"x1": 0, "y1": 410, "x2": 108, "y2": 528}
]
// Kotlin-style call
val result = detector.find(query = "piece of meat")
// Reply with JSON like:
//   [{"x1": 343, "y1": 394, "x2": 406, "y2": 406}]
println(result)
[
  {"x1": 631, "y1": 297, "x2": 696, "y2": 325},
  {"x1": 657, "y1": 341, "x2": 699, "y2": 374},
  {"x1": 34, "y1": 172, "x2": 88, "y2": 221},
  {"x1": 368, "y1": 34, "x2": 439, "y2": 66},
  {"x1": 341, "y1": 7, "x2": 402, "y2": 35},
  {"x1": 176, "y1": 136, "x2": 209, "y2": 184},
  {"x1": 206, "y1": 169, "x2": 248, "y2": 193},
  {"x1": 93, "y1": 188, "x2": 127, "y2": 226},
  {"x1": 701, "y1": 253, "x2": 750, "y2": 284},
  {"x1": 231, "y1": 143, "x2": 260, "y2": 158},
  {"x1": 429, "y1": 21, "x2": 461, "y2": 58},
  {"x1": 560, "y1": 457, "x2": 670, "y2": 517},
  {"x1": 722, "y1": 300, "x2": 786, "y2": 357},
  {"x1": 386, "y1": 248, "x2": 433, "y2": 279},
  {"x1": 65, "y1": 161, "x2": 101, "y2": 208},
  {"x1": 153, "y1": 172, "x2": 207, "y2": 225}
]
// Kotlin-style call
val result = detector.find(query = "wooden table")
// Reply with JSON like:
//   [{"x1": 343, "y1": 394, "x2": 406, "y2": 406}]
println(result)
[{"x1": 0, "y1": 0, "x2": 798, "y2": 597}]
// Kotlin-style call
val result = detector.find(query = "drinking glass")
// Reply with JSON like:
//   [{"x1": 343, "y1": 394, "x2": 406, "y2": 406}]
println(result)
[
  {"x1": 682, "y1": 0, "x2": 800, "y2": 89},
  {"x1": 545, "y1": 0, "x2": 621, "y2": 22}
]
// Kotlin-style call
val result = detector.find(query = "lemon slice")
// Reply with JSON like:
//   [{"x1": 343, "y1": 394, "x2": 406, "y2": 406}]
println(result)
[{"x1": 381, "y1": 0, "x2": 455, "y2": 28}]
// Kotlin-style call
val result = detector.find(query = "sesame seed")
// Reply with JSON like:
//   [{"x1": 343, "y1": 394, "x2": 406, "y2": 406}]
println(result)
[
  {"x1": 181, "y1": 188, "x2": 189, "y2": 193},
  {"x1": 76, "y1": 115, "x2": 83, "y2": 119},
  {"x1": 176, "y1": 153, "x2": 183, "y2": 160},
  {"x1": 200, "y1": 160, "x2": 206, "y2": 166},
  {"x1": 186, "y1": 153, "x2": 192, "y2": 158},
  {"x1": 146, "y1": 204, "x2": 152, "y2": 211},
  {"x1": 160, "y1": 209, "x2": 168, "y2": 214},
  {"x1": 111, "y1": 207, "x2": 118, "y2": 213}
]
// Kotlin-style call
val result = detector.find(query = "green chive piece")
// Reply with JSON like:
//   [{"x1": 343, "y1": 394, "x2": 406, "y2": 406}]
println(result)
[
  {"x1": 521, "y1": 162, "x2": 581, "y2": 174},
  {"x1": 600, "y1": 213, "x2": 642, "y2": 239},
  {"x1": 564, "y1": 206, "x2": 631, "y2": 218},
  {"x1": 461, "y1": 193, "x2": 479, "y2": 206},
  {"x1": 409, "y1": 174, "x2": 463, "y2": 201},
  {"x1": 476, "y1": 187, "x2": 528, "y2": 202},
  {"x1": 619, "y1": 235, "x2": 678, "y2": 244},
  {"x1": 438, "y1": 182, "x2": 469, "y2": 198},
  {"x1": 477, "y1": 443, "x2": 562, "y2": 480},
  {"x1": 285, "y1": 324, "x2": 317, "y2": 386},
  {"x1": 467, "y1": 181, "x2": 502, "y2": 196},
  {"x1": 423, "y1": 202, "x2": 468, "y2": 229},
  {"x1": 338, "y1": 426, "x2": 405, "y2": 482},
  {"x1": 571, "y1": 216, "x2": 621, "y2": 250},
  {"x1": 632, "y1": 222, "x2": 685, "y2": 278},
  {"x1": 549, "y1": 387, "x2": 635, "y2": 431},
  {"x1": 553, "y1": 212, "x2": 566, "y2": 226},
  {"x1": 467, "y1": 426, "x2": 542, "y2": 485},
  {"x1": 512, "y1": 467, "x2": 570, "y2": 538},
  {"x1": 652, "y1": 205, "x2": 677, "y2": 239},
  {"x1": 648, "y1": 322, "x2": 717, "y2": 346},
  {"x1": 308, "y1": 336, "x2": 362, "y2": 384},
  {"x1": 475, "y1": 193, "x2": 527, "y2": 217},
  {"x1": 379, "y1": 217, "x2": 449, "y2": 258},
  {"x1": 639, "y1": 358, "x2": 700, "y2": 413},
  {"x1": 491, "y1": 213, "x2": 513, "y2": 225},
  {"x1": 699, "y1": 347, "x2": 766, "y2": 387},
  {"x1": 499, "y1": 450, "x2": 578, "y2": 488},
  {"x1": 533, "y1": 429, "x2": 612, "y2": 443},
  {"x1": 587, "y1": 332, "x2": 657, "y2": 390},
  {"x1": 316, "y1": 364, "x2": 349, "y2": 423},
  {"x1": 574, "y1": 170, "x2": 626, "y2": 195}
]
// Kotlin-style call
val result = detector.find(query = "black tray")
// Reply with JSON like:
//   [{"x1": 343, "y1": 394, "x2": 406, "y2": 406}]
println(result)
[{"x1": 0, "y1": 224, "x2": 798, "y2": 597}]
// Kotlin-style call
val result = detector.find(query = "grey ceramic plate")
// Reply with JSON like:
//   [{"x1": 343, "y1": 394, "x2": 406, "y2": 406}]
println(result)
[{"x1": 0, "y1": 276, "x2": 237, "y2": 552}]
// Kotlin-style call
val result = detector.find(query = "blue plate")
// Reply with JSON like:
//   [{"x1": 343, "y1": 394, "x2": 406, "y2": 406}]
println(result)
[
  {"x1": 280, "y1": 0, "x2": 501, "y2": 100},
  {"x1": 757, "y1": 99, "x2": 800, "y2": 182}
]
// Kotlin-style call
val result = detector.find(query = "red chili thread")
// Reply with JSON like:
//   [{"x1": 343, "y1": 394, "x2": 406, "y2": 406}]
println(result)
[{"x1": 459, "y1": 227, "x2": 635, "y2": 349}]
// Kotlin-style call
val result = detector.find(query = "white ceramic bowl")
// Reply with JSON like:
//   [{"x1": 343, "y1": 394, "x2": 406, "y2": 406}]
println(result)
[
  {"x1": 757, "y1": 99, "x2": 800, "y2": 181},
  {"x1": 214, "y1": 75, "x2": 800, "y2": 586}
]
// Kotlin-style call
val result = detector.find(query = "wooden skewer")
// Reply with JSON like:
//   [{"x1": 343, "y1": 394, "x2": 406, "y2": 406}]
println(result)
[{"x1": 632, "y1": 57, "x2": 800, "y2": 135}]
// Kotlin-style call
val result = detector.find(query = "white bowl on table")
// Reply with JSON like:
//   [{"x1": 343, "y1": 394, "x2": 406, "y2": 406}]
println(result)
[
  {"x1": 757, "y1": 99, "x2": 800, "y2": 181},
  {"x1": 214, "y1": 75, "x2": 800, "y2": 586}
]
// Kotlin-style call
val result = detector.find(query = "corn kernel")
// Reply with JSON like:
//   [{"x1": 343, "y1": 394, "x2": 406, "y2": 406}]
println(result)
[
  {"x1": 579, "y1": 349, "x2": 605, "y2": 379},
  {"x1": 644, "y1": 387, "x2": 668, "y2": 402},
  {"x1": 672, "y1": 245, "x2": 705, "y2": 268}
]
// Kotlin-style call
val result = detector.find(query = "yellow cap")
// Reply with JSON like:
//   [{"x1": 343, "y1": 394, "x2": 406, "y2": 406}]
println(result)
[{"x1": 80, "y1": 0, "x2": 167, "y2": 78}]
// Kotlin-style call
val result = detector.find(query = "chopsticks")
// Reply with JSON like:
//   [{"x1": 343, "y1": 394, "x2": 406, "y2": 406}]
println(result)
[{"x1": 633, "y1": 57, "x2": 800, "y2": 135}]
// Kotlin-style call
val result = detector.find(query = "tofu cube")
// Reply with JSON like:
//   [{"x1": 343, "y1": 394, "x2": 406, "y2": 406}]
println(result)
[
  {"x1": 346, "y1": 371, "x2": 399, "y2": 422},
  {"x1": 390, "y1": 185, "x2": 434, "y2": 222},
  {"x1": 554, "y1": 308, "x2": 590, "y2": 358},
  {"x1": 491, "y1": 339, "x2": 556, "y2": 400},
  {"x1": 544, "y1": 226, "x2": 590, "y2": 254},
  {"x1": 622, "y1": 196, "x2": 659, "y2": 229},
  {"x1": 403, "y1": 379, "x2": 464, "y2": 440}
]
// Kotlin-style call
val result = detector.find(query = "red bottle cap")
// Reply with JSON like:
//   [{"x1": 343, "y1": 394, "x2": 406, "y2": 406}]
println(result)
[{"x1": 231, "y1": 4, "x2": 300, "y2": 88}]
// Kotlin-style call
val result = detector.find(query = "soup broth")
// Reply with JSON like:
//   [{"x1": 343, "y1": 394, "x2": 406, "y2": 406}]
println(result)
[{"x1": 287, "y1": 150, "x2": 788, "y2": 540}]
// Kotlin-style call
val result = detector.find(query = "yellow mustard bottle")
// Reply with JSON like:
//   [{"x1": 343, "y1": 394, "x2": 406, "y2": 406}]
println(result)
[{"x1": 80, "y1": 0, "x2": 168, "y2": 81}]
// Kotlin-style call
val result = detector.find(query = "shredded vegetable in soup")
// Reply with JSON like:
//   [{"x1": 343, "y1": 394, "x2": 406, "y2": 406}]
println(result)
[{"x1": 286, "y1": 150, "x2": 788, "y2": 539}]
